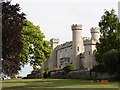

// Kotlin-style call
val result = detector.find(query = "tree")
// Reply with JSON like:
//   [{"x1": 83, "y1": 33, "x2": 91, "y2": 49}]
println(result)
[
  {"x1": 102, "y1": 49, "x2": 120, "y2": 75},
  {"x1": 2, "y1": 1, "x2": 26, "y2": 77},
  {"x1": 95, "y1": 9, "x2": 120, "y2": 79},
  {"x1": 2, "y1": 1, "x2": 51, "y2": 78},
  {"x1": 20, "y1": 20, "x2": 51, "y2": 70}
]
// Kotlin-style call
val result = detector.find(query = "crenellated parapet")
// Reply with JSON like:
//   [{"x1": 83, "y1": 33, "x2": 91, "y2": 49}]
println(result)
[
  {"x1": 90, "y1": 27, "x2": 100, "y2": 41},
  {"x1": 84, "y1": 39, "x2": 91, "y2": 45},
  {"x1": 50, "y1": 38, "x2": 59, "y2": 50},
  {"x1": 71, "y1": 24, "x2": 82, "y2": 30},
  {"x1": 90, "y1": 27, "x2": 100, "y2": 33},
  {"x1": 56, "y1": 41, "x2": 72, "y2": 50},
  {"x1": 50, "y1": 38, "x2": 59, "y2": 43}
]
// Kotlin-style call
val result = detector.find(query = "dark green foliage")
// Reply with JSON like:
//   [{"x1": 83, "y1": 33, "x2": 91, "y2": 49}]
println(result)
[
  {"x1": 102, "y1": 50, "x2": 120, "y2": 80},
  {"x1": 43, "y1": 67, "x2": 50, "y2": 78},
  {"x1": 25, "y1": 70, "x2": 43, "y2": 79},
  {"x1": 43, "y1": 71, "x2": 50, "y2": 78},
  {"x1": 62, "y1": 64, "x2": 74, "y2": 72},
  {"x1": 95, "y1": 9, "x2": 120, "y2": 80},
  {"x1": 91, "y1": 64, "x2": 105, "y2": 73},
  {"x1": 96, "y1": 9, "x2": 120, "y2": 62},
  {"x1": 2, "y1": 1, "x2": 26, "y2": 77},
  {"x1": 2, "y1": 1, "x2": 51, "y2": 77}
]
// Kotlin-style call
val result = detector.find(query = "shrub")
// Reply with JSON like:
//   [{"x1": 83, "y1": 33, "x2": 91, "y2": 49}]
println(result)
[
  {"x1": 43, "y1": 71, "x2": 50, "y2": 78},
  {"x1": 43, "y1": 66, "x2": 50, "y2": 78},
  {"x1": 62, "y1": 64, "x2": 74, "y2": 72},
  {"x1": 24, "y1": 70, "x2": 43, "y2": 79}
]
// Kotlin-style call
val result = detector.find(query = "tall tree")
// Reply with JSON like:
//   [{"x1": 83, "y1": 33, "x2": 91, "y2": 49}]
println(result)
[
  {"x1": 95, "y1": 9, "x2": 120, "y2": 79},
  {"x1": 20, "y1": 20, "x2": 51, "y2": 70},
  {"x1": 2, "y1": 1, "x2": 26, "y2": 77},
  {"x1": 2, "y1": 1, "x2": 51, "y2": 77}
]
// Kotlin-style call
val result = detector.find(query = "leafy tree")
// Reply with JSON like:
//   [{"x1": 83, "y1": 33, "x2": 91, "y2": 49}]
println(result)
[
  {"x1": 95, "y1": 9, "x2": 120, "y2": 79},
  {"x1": 2, "y1": 1, "x2": 26, "y2": 77},
  {"x1": 102, "y1": 49, "x2": 120, "y2": 75},
  {"x1": 2, "y1": 1, "x2": 51, "y2": 78},
  {"x1": 20, "y1": 20, "x2": 51, "y2": 69}
]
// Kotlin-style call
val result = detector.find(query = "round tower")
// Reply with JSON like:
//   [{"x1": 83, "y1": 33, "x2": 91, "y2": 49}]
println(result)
[
  {"x1": 71, "y1": 24, "x2": 84, "y2": 69},
  {"x1": 91, "y1": 27, "x2": 100, "y2": 41}
]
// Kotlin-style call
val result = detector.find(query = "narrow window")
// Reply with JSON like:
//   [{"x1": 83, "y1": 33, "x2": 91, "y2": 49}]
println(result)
[
  {"x1": 77, "y1": 47, "x2": 79, "y2": 51},
  {"x1": 89, "y1": 51, "x2": 90, "y2": 55}
]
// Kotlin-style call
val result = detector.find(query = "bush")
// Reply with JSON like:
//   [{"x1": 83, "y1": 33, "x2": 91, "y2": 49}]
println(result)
[
  {"x1": 62, "y1": 64, "x2": 74, "y2": 72},
  {"x1": 43, "y1": 71, "x2": 50, "y2": 78},
  {"x1": 43, "y1": 66, "x2": 50, "y2": 78},
  {"x1": 23, "y1": 70, "x2": 43, "y2": 79}
]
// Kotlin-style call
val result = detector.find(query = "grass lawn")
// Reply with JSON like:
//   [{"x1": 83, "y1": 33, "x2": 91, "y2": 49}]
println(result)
[{"x1": 2, "y1": 79, "x2": 119, "y2": 90}]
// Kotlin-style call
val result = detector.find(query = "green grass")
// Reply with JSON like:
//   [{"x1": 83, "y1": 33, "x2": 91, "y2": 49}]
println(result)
[{"x1": 2, "y1": 79, "x2": 119, "y2": 90}]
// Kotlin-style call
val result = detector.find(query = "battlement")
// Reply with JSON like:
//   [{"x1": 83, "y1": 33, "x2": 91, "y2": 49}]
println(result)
[
  {"x1": 50, "y1": 38, "x2": 59, "y2": 43},
  {"x1": 56, "y1": 41, "x2": 72, "y2": 50},
  {"x1": 84, "y1": 39, "x2": 97, "y2": 45},
  {"x1": 84, "y1": 39, "x2": 91, "y2": 45},
  {"x1": 83, "y1": 37, "x2": 90, "y2": 41},
  {"x1": 71, "y1": 24, "x2": 82, "y2": 30},
  {"x1": 91, "y1": 27, "x2": 100, "y2": 33}
]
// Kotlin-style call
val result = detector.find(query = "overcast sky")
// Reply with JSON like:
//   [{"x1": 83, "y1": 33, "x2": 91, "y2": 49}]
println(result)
[{"x1": 11, "y1": 0, "x2": 119, "y2": 76}]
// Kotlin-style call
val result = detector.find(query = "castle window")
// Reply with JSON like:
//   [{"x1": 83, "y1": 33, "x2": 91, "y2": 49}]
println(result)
[
  {"x1": 59, "y1": 65, "x2": 61, "y2": 68},
  {"x1": 77, "y1": 47, "x2": 79, "y2": 51},
  {"x1": 89, "y1": 51, "x2": 90, "y2": 55}
]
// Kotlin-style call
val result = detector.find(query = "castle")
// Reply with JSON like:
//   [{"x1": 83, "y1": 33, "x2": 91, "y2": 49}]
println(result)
[{"x1": 43, "y1": 24, "x2": 100, "y2": 70}]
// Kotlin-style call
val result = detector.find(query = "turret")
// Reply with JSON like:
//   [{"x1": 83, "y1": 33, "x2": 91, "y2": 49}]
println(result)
[
  {"x1": 50, "y1": 38, "x2": 59, "y2": 50},
  {"x1": 49, "y1": 38, "x2": 59, "y2": 70},
  {"x1": 71, "y1": 24, "x2": 84, "y2": 69},
  {"x1": 91, "y1": 27, "x2": 100, "y2": 41}
]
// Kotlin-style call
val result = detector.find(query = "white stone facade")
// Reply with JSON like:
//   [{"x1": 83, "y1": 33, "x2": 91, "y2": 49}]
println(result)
[{"x1": 43, "y1": 24, "x2": 100, "y2": 71}]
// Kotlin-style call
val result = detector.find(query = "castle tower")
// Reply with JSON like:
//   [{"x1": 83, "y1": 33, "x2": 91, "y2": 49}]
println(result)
[
  {"x1": 90, "y1": 27, "x2": 100, "y2": 68},
  {"x1": 71, "y1": 24, "x2": 84, "y2": 69},
  {"x1": 50, "y1": 38, "x2": 59, "y2": 50},
  {"x1": 91, "y1": 27, "x2": 100, "y2": 42},
  {"x1": 49, "y1": 38, "x2": 59, "y2": 70}
]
